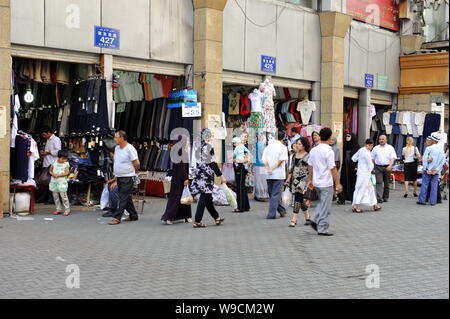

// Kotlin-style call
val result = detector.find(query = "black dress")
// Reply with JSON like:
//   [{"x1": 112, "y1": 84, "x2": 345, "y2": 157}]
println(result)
[
  {"x1": 161, "y1": 162, "x2": 192, "y2": 222},
  {"x1": 338, "y1": 133, "x2": 359, "y2": 203}
]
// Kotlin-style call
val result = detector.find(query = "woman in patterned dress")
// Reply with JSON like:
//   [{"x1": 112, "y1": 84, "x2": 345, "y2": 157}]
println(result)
[{"x1": 190, "y1": 128, "x2": 227, "y2": 228}]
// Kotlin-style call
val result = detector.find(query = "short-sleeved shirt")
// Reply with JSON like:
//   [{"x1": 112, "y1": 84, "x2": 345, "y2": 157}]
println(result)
[
  {"x1": 43, "y1": 134, "x2": 62, "y2": 168},
  {"x1": 372, "y1": 144, "x2": 397, "y2": 166},
  {"x1": 308, "y1": 143, "x2": 336, "y2": 188},
  {"x1": 261, "y1": 141, "x2": 289, "y2": 180},
  {"x1": 402, "y1": 146, "x2": 420, "y2": 163},
  {"x1": 113, "y1": 144, "x2": 139, "y2": 177},
  {"x1": 233, "y1": 144, "x2": 249, "y2": 161}
]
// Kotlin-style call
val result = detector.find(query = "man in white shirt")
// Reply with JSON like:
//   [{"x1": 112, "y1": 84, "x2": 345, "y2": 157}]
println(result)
[
  {"x1": 37, "y1": 126, "x2": 62, "y2": 203},
  {"x1": 262, "y1": 131, "x2": 289, "y2": 219},
  {"x1": 108, "y1": 131, "x2": 140, "y2": 225},
  {"x1": 307, "y1": 128, "x2": 342, "y2": 236},
  {"x1": 372, "y1": 135, "x2": 397, "y2": 203}
]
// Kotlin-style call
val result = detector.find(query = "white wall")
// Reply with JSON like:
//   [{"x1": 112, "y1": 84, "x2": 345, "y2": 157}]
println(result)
[
  {"x1": 11, "y1": 0, "x2": 194, "y2": 64},
  {"x1": 223, "y1": 0, "x2": 321, "y2": 82},
  {"x1": 344, "y1": 21, "x2": 400, "y2": 93}
]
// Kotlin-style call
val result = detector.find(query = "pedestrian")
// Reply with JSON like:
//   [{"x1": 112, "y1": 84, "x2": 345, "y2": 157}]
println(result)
[
  {"x1": 402, "y1": 137, "x2": 422, "y2": 198},
  {"x1": 337, "y1": 132, "x2": 359, "y2": 205},
  {"x1": 307, "y1": 127, "x2": 343, "y2": 236},
  {"x1": 190, "y1": 128, "x2": 227, "y2": 228},
  {"x1": 262, "y1": 130, "x2": 289, "y2": 219},
  {"x1": 37, "y1": 126, "x2": 62, "y2": 203},
  {"x1": 311, "y1": 131, "x2": 320, "y2": 148},
  {"x1": 288, "y1": 127, "x2": 301, "y2": 153},
  {"x1": 285, "y1": 137, "x2": 311, "y2": 227},
  {"x1": 161, "y1": 138, "x2": 192, "y2": 225},
  {"x1": 49, "y1": 150, "x2": 71, "y2": 216},
  {"x1": 330, "y1": 135, "x2": 341, "y2": 202},
  {"x1": 351, "y1": 139, "x2": 381, "y2": 213},
  {"x1": 371, "y1": 135, "x2": 397, "y2": 203},
  {"x1": 232, "y1": 136, "x2": 251, "y2": 213},
  {"x1": 108, "y1": 131, "x2": 140, "y2": 225},
  {"x1": 417, "y1": 133, "x2": 446, "y2": 206}
]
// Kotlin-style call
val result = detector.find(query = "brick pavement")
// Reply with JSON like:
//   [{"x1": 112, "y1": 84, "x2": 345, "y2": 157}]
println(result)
[{"x1": 0, "y1": 189, "x2": 448, "y2": 299}]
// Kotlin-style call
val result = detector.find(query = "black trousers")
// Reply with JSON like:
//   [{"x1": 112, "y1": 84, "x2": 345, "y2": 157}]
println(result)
[
  {"x1": 113, "y1": 177, "x2": 138, "y2": 220},
  {"x1": 234, "y1": 164, "x2": 250, "y2": 211},
  {"x1": 195, "y1": 193, "x2": 219, "y2": 223}
]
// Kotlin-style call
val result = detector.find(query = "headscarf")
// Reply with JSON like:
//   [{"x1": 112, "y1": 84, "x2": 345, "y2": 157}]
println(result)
[
  {"x1": 330, "y1": 136, "x2": 340, "y2": 162},
  {"x1": 344, "y1": 132, "x2": 359, "y2": 152},
  {"x1": 197, "y1": 128, "x2": 215, "y2": 164}
]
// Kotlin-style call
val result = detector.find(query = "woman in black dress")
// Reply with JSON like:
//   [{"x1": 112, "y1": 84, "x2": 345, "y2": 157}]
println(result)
[
  {"x1": 337, "y1": 132, "x2": 359, "y2": 204},
  {"x1": 190, "y1": 128, "x2": 227, "y2": 228}
]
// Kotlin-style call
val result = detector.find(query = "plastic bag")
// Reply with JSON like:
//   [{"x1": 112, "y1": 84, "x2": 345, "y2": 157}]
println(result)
[
  {"x1": 100, "y1": 185, "x2": 110, "y2": 210},
  {"x1": 180, "y1": 186, "x2": 194, "y2": 205},
  {"x1": 370, "y1": 174, "x2": 376, "y2": 186},
  {"x1": 281, "y1": 187, "x2": 292, "y2": 208},
  {"x1": 220, "y1": 184, "x2": 237, "y2": 209}
]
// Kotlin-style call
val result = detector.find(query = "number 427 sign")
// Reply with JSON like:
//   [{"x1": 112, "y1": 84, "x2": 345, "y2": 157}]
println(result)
[{"x1": 94, "y1": 26, "x2": 120, "y2": 50}]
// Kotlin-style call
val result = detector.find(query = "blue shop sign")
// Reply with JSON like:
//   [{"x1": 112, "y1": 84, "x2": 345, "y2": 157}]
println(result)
[
  {"x1": 364, "y1": 73, "x2": 374, "y2": 88},
  {"x1": 261, "y1": 55, "x2": 276, "y2": 73},
  {"x1": 94, "y1": 26, "x2": 120, "y2": 50}
]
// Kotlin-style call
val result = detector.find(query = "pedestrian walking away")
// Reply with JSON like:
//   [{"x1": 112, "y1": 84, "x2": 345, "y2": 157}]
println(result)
[
  {"x1": 402, "y1": 137, "x2": 422, "y2": 198},
  {"x1": 372, "y1": 135, "x2": 397, "y2": 203},
  {"x1": 307, "y1": 127, "x2": 343, "y2": 236},
  {"x1": 49, "y1": 150, "x2": 71, "y2": 216},
  {"x1": 418, "y1": 133, "x2": 446, "y2": 206},
  {"x1": 351, "y1": 139, "x2": 381, "y2": 213},
  {"x1": 262, "y1": 130, "x2": 289, "y2": 219},
  {"x1": 190, "y1": 128, "x2": 227, "y2": 228},
  {"x1": 108, "y1": 131, "x2": 140, "y2": 225},
  {"x1": 285, "y1": 137, "x2": 311, "y2": 227}
]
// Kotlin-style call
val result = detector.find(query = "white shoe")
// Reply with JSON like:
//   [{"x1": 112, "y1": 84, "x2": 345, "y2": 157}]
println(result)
[{"x1": 185, "y1": 218, "x2": 192, "y2": 223}]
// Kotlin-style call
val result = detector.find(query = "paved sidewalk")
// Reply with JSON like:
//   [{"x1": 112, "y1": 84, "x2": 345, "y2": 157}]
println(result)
[{"x1": 0, "y1": 189, "x2": 448, "y2": 299}]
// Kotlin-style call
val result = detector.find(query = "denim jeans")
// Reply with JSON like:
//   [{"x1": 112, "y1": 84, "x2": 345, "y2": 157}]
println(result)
[{"x1": 266, "y1": 179, "x2": 286, "y2": 218}]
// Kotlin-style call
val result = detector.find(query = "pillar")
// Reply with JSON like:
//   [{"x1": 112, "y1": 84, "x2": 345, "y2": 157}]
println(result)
[
  {"x1": 193, "y1": 0, "x2": 227, "y2": 162},
  {"x1": 100, "y1": 54, "x2": 114, "y2": 129},
  {"x1": 358, "y1": 88, "x2": 371, "y2": 146},
  {"x1": 311, "y1": 81, "x2": 321, "y2": 125},
  {"x1": 0, "y1": 0, "x2": 11, "y2": 217},
  {"x1": 319, "y1": 11, "x2": 352, "y2": 154}
]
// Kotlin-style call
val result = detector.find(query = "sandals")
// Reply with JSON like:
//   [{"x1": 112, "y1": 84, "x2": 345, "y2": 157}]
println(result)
[
  {"x1": 185, "y1": 218, "x2": 192, "y2": 223},
  {"x1": 289, "y1": 220, "x2": 297, "y2": 227},
  {"x1": 193, "y1": 222, "x2": 207, "y2": 228},
  {"x1": 53, "y1": 211, "x2": 61, "y2": 215},
  {"x1": 232, "y1": 209, "x2": 244, "y2": 213},
  {"x1": 373, "y1": 206, "x2": 382, "y2": 211},
  {"x1": 63, "y1": 212, "x2": 70, "y2": 216},
  {"x1": 108, "y1": 218, "x2": 121, "y2": 225},
  {"x1": 352, "y1": 208, "x2": 363, "y2": 213},
  {"x1": 215, "y1": 217, "x2": 225, "y2": 226},
  {"x1": 304, "y1": 219, "x2": 311, "y2": 226}
]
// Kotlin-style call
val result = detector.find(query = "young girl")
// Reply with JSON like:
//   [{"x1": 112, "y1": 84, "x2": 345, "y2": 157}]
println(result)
[
  {"x1": 285, "y1": 137, "x2": 311, "y2": 227},
  {"x1": 49, "y1": 150, "x2": 71, "y2": 216}
]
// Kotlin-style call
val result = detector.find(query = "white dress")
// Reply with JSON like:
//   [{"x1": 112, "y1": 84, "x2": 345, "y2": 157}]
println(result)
[{"x1": 352, "y1": 147, "x2": 377, "y2": 207}]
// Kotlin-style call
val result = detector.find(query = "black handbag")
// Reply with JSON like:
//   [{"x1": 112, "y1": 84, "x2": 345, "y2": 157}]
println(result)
[{"x1": 305, "y1": 188, "x2": 319, "y2": 201}]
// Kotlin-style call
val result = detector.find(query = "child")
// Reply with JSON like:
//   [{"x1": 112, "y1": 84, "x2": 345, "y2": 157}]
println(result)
[{"x1": 49, "y1": 150, "x2": 71, "y2": 216}]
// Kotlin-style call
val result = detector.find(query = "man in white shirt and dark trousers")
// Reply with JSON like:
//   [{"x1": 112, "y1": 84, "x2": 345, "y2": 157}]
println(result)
[
  {"x1": 307, "y1": 128, "x2": 343, "y2": 236},
  {"x1": 108, "y1": 131, "x2": 140, "y2": 225},
  {"x1": 37, "y1": 126, "x2": 62, "y2": 203},
  {"x1": 371, "y1": 135, "x2": 397, "y2": 203},
  {"x1": 262, "y1": 131, "x2": 289, "y2": 219}
]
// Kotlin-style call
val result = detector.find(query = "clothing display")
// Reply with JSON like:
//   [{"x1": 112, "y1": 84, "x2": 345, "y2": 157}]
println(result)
[
  {"x1": 260, "y1": 80, "x2": 277, "y2": 133},
  {"x1": 297, "y1": 100, "x2": 316, "y2": 125}
]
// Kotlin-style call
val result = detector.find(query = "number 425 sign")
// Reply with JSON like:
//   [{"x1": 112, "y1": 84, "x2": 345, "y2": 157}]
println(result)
[{"x1": 94, "y1": 26, "x2": 120, "y2": 50}]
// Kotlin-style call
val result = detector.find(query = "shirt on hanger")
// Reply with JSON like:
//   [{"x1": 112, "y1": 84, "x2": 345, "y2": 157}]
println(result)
[
  {"x1": 297, "y1": 100, "x2": 316, "y2": 125},
  {"x1": 228, "y1": 93, "x2": 241, "y2": 115}
]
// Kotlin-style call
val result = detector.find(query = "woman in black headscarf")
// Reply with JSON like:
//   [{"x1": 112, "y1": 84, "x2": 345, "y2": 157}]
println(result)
[
  {"x1": 161, "y1": 136, "x2": 192, "y2": 225},
  {"x1": 337, "y1": 132, "x2": 359, "y2": 205},
  {"x1": 190, "y1": 128, "x2": 227, "y2": 228}
]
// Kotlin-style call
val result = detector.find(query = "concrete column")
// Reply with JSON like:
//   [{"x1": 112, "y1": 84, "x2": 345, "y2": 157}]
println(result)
[
  {"x1": 100, "y1": 54, "x2": 114, "y2": 129},
  {"x1": 358, "y1": 88, "x2": 371, "y2": 146},
  {"x1": 193, "y1": 0, "x2": 227, "y2": 163},
  {"x1": 319, "y1": 11, "x2": 352, "y2": 154},
  {"x1": 311, "y1": 81, "x2": 321, "y2": 125},
  {"x1": 400, "y1": 35, "x2": 424, "y2": 55},
  {"x1": 0, "y1": 0, "x2": 11, "y2": 217}
]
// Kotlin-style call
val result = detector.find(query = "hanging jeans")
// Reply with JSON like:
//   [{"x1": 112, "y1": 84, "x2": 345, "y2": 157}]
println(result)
[
  {"x1": 195, "y1": 193, "x2": 220, "y2": 223},
  {"x1": 234, "y1": 163, "x2": 250, "y2": 212},
  {"x1": 266, "y1": 179, "x2": 286, "y2": 218},
  {"x1": 418, "y1": 172, "x2": 439, "y2": 205},
  {"x1": 113, "y1": 177, "x2": 139, "y2": 221}
]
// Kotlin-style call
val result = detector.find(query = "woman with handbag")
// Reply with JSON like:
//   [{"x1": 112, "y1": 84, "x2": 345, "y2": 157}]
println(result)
[
  {"x1": 402, "y1": 137, "x2": 422, "y2": 198},
  {"x1": 190, "y1": 128, "x2": 227, "y2": 228},
  {"x1": 351, "y1": 139, "x2": 381, "y2": 213},
  {"x1": 160, "y1": 158, "x2": 192, "y2": 225},
  {"x1": 285, "y1": 137, "x2": 312, "y2": 227}
]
